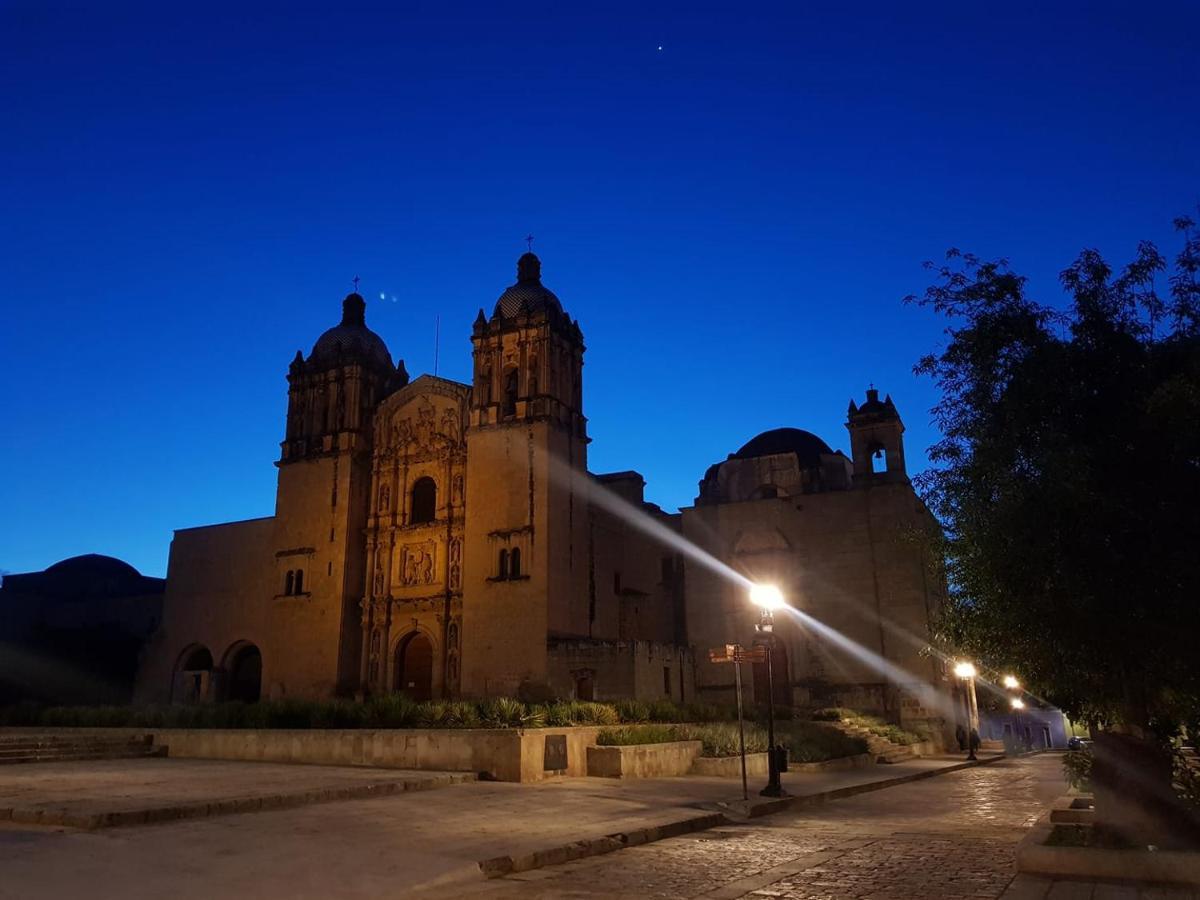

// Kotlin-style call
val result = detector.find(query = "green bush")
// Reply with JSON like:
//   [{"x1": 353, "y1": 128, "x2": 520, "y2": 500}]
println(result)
[
  {"x1": 1063, "y1": 749, "x2": 1093, "y2": 791},
  {"x1": 596, "y1": 724, "x2": 679, "y2": 746},
  {"x1": 614, "y1": 699, "x2": 650, "y2": 723}
]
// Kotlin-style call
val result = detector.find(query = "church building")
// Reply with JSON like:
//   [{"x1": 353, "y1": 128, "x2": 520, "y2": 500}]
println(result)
[{"x1": 135, "y1": 252, "x2": 951, "y2": 732}]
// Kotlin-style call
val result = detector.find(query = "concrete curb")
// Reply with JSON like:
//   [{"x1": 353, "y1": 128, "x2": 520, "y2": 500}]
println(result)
[
  {"x1": 0, "y1": 771, "x2": 477, "y2": 831},
  {"x1": 478, "y1": 812, "x2": 728, "y2": 878},
  {"x1": 476, "y1": 754, "x2": 1010, "y2": 880},
  {"x1": 731, "y1": 752, "x2": 1010, "y2": 819}
]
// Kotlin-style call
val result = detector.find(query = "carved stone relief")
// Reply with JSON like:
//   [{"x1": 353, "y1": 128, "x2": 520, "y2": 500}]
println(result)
[
  {"x1": 449, "y1": 537, "x2": 462, "y2": 591},
  {"x1": 401, "y1": 541, "x2": 438, "y2": 587}
]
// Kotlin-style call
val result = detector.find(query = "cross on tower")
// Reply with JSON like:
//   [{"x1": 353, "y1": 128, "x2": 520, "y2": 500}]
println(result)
[
  {"x1": 525, "y1": 234, "x2": 534, "y2": 252},
  {"x1": 352, "y1": 275, "x2": 361, "y2": 293}
]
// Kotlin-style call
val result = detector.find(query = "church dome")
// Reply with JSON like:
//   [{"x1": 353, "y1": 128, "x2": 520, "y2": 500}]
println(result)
[
  {"x1": 310, "y1": 293, "x2": 393, "y2": 369},
  {"x1": 733, "y1": 428, "x2": 834, "y2": 469},
  {"x1": 493, "y1": 253, "x2": 564, "y2": 319},
  {"x1": 45, "y1": 554, "x2": 142, "y2": 580}
]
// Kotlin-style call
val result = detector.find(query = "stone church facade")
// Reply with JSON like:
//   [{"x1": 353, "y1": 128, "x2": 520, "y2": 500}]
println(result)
[{"x1": 136, "y1": 252, "x2": 950, "y2": 731}]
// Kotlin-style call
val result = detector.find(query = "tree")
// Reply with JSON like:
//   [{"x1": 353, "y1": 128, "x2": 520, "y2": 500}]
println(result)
[{"x1": 910, "y1": 213, "x2": 1200, "y2": 846}]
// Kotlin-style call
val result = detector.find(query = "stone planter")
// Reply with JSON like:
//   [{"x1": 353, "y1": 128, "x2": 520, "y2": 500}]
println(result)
[
  {"x1": 586, "y1": 741, "x2": 703, "y2": 778},
  {"x1": 1017, "y1": 806, "x2": 1200, "y2": 887},
  {"x1": 689, "y1": 751, "x2": 874, "y2": 778},
  {"x1": 1049, "y1": 795, "x2": 1095, "y2": 825}
]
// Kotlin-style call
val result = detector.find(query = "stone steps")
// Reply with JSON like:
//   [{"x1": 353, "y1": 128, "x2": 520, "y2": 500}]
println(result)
[
  {"x1": 0, "y1": 735, "x2": 164, "y2": 765},
  {"x1": 832, "y1": 723, "x2": 917, "y2": 764}
]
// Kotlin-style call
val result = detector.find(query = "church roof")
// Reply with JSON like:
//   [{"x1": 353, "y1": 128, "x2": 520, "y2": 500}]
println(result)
[
  {"x1": 493, "y1": 253, "x2": 564, "y2": 319},
  {"x1": 1, "y1": 554, "x2": 164, "y2": 602},
  {"x1": 732, "y1": 428, "x2": 834, "y2": 469},
  {"x1": 310, "y1": 293, "x2": 393, "y2": 369}
]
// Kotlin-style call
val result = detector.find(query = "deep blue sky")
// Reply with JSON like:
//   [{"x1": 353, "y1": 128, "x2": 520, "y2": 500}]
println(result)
[{"x1": 2, "y1": 2, "x2": 1196, "y2": 577}]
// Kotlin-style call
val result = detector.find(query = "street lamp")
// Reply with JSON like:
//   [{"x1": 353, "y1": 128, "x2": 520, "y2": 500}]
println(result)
[
  {"x1": 751, "y1": 583, "x2": 786, "y2": 798},
  {"x1": 1002, "y1": 675, "x2": 1020, "y2": 690},
  {"x1": 954, "y1": 661, "x2": 978, "y2": 761}
]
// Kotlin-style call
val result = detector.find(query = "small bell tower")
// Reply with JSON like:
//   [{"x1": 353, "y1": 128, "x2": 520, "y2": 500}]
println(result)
[
  {"x1": 461, "y1": 251, "x2": 590, "y2": 697},
  {"x1": 846, "y1": 387, "x2": 907, "y2": 484}
]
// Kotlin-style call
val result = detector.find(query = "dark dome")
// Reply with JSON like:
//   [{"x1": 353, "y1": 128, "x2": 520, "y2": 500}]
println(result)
[
  {"x1": 493, "y1": 253, "x2": 564, "y2": 319},
  {"x1": 45, "y1": 554, "x2": 142, "y2": 580},
  {"x1": 310, "y1": 293, "x2": 393, "y2": 369},
  {"x1": 733, "y1": 428, "x2": 833, "y2": 468}
]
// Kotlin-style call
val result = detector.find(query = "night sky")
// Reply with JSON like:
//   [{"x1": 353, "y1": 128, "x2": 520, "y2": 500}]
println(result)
[{"x1": 2, "y1": 2, "x2": 1196, "y2": 577}]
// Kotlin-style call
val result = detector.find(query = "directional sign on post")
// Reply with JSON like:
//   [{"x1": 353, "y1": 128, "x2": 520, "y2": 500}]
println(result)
[{"x1": 710, "y1": 644, "x2": 767, "y2": 664}]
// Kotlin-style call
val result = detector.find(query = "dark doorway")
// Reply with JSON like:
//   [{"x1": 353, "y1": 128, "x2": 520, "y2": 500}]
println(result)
[
  {"x1": 575, "y1": 672, "x2": 594, "y2": 701},
  {"x1": 752, "y1": 640, "x2": 791, "y2": 707},
  {"x1": 395, "y1": 632, "x2": 433, "y2": 700},
  {"x1": 227, "y1": 644, "x2": 262, "y2": 703}
]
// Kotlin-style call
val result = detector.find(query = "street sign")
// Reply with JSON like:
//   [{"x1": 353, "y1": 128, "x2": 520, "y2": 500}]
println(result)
[{"x1": 708, "y1": 644, "x2": 767, "y2": 664}]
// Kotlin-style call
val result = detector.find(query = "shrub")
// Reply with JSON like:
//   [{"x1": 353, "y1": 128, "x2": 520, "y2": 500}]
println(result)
[
  {"x1": 615, "y1": 699, "x2": 650, "y2": 723},
  {"x1": 778, "y1": 722, "x2": 870, "y2": 762},
  {"x1": 1063, "y1": 749, "x2": 1093, "y2": 791},
  {"x1": 596, "y1": 724, "x2": 678, "y2": 746},
  {"x1": 809, "y1": 707, "x2": 851, "y2": 722}
]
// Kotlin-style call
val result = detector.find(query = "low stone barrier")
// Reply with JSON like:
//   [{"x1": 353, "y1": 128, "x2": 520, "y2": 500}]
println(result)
[
  {"x1": 689, "y1": 751, "x2": 874, "y2": 778},
  {"x1": 586, "y1": 741, "x2": 703, "y2": 778},
  {"x1": 0, "y1": 726, "x2": 602, "y2": 783},
  {"x1": 1017, "y1": 806, "x2": 1200, "y2": 887}
]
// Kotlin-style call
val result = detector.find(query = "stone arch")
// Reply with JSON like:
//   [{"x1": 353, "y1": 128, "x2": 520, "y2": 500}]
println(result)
[
  {"x1": 173, "y1": 643, "x2": 213, "y2": 704},
  {"x1": 223, "y1": 641, "x2": 263, "y2": 703},
  {"x1": 393, "y1": 630, "x2": 434, "y2": 701}
]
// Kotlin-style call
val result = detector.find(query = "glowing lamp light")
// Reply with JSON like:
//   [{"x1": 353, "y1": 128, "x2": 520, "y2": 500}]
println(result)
[
  {"x1": 750, "y1": 584, "x2": 785, "y2": 611},
  {"x1": 953, "y1": 661, "x2": 977, "y2": 679},
  {"x1": 1002, "y1": 675, "x2": 1020, "y2": 690},
  {"x1": 1011, "y1": 698, "x2": 1026, "y2": 710}
]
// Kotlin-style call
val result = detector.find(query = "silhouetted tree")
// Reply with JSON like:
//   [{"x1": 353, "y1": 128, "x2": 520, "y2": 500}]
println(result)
[{"x1": 910, "y1": 213, "x2": 1200, "y2": 846}]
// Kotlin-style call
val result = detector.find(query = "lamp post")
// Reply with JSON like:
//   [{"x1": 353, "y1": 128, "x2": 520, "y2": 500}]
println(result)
[
  {"x1": 954, "y1": 661, "x2": 978, "y2": 761},
  {"x1": 1011, "y1": 696, "x2": 1026, "y2": 751},
  {"x1": 750, "y1": 584, "x2": 785, "y2": 798}
]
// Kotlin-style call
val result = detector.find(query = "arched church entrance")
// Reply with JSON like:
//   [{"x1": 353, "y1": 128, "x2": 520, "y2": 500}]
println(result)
[
  {"x1": 225, "y1": 643, "x2": 262, "y2": 703},
  {"x1": 753, "y1": 641, "x2": 791, "y2": 708},
  {"x1": 394, "y1": 632, "x2": 433, "y2": 701}
]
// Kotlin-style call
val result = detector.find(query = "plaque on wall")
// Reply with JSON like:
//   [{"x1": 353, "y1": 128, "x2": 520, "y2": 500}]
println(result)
[{"x1": 543, "y1": 734, "x2": 568, "y2": 771}]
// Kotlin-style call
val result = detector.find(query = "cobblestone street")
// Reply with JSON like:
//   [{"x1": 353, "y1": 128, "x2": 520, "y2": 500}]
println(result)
[{"x1": 454, "y1": 754, "x2": 1075, "y2": 900}]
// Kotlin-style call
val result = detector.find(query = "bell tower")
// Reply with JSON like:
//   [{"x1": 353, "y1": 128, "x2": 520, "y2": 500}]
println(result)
[
  {"x1": 846, "y1": 387, "x2": 907, "y2": 484},
  {"x1": 273, "y1": 291, "x2": 407, "y2": 695},
  {"x1": 460, "y1": 253, "x2": 590, "y2": 697}
]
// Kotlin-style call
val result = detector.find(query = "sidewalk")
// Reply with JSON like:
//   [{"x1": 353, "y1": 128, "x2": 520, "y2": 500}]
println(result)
[{"x1": 0, "y1": 751, "x2": 1007, "y2": 898}]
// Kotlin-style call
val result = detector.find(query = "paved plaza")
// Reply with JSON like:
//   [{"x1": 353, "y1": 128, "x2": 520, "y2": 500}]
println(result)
[{"x1": 0, "y1": 753, "x2": 1190, "y2": 898}]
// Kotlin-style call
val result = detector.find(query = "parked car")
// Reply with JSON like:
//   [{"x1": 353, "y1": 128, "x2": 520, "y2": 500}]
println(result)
[{"x1": 1067, "y1": 736, "x2": 1092, "y2": 751}]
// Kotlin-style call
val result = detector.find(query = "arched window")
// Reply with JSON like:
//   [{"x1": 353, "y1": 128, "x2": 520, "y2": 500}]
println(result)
[
  {"x1": 285, "y1": 570, "x2": 295, "y2": 595},
  {"x1": 509, "y1": 547, "x2": 522, "y2": 578},
  {"x1": 294, "y1": 569, "x2": 304, "y2": 594},
  {"x1": 497, "y1": 548, "x2": 509, "y2": 579},
  {"x1": 410, "y1": 477, "x2": 436, "y2": 524}
]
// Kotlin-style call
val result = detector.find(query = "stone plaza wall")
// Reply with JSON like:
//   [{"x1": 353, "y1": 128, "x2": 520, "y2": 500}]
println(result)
[
  {"x1": 586, "y1": 740, "x2": 703, "y2": 778},
  {"x1": 6, "y1": 726, "x2": 602, "y2": 783}
]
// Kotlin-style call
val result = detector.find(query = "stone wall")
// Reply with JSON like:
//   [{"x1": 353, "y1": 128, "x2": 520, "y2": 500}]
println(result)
[
  {"x1": 586, "y1": 740, "x2": 703, "y2": 778},
  {"x1": 13, "y1": 726, "x2": 602, "y2": 783},
  {"x1": 546, "y1": 639, "x2": 695, "y2": 702}
]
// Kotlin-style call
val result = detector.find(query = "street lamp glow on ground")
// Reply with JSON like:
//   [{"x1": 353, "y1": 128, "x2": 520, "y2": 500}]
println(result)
[{"x1": 751, "y1": 583, "x2": 786, "y2": 798}]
